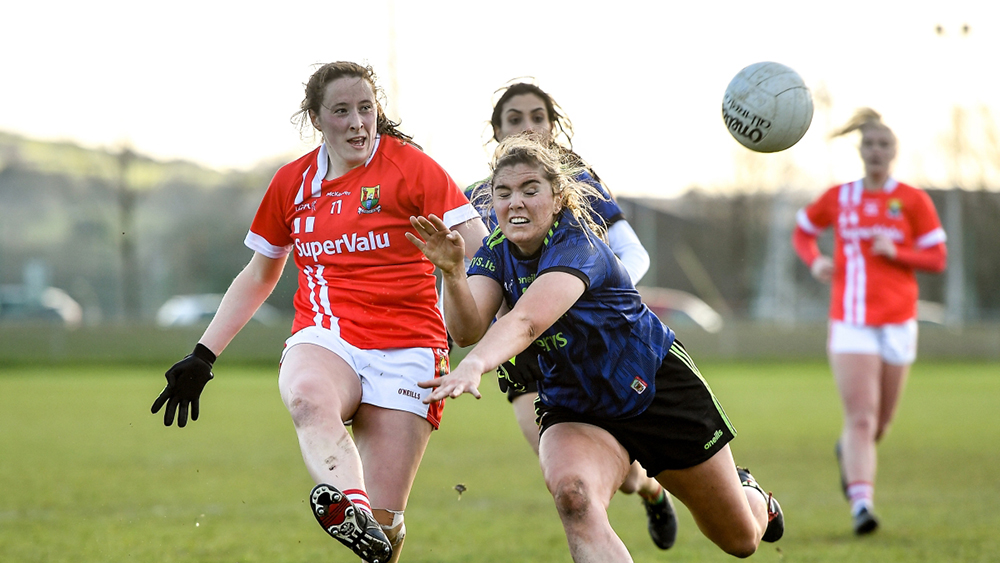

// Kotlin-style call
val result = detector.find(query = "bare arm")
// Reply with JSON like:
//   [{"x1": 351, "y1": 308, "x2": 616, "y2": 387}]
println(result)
[
  {"x1": 406, "y1": 214, "x2": 501, "y2": 345},
  {"x1": 419, "y1": 270, "x2": 586, "y2": 402},
  {"x1": 199, "y1": 251, "x2": 287, "y2": 355}
]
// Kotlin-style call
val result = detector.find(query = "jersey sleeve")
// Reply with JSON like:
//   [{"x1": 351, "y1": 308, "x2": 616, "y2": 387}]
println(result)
[
  {"x1": 797, "y1": 186, "x2": 839, "y2": 235},
  {"x1": 245, "y1": 167, "x2": 295, "y2": 258},
  {"x1": 404, "y1": 146, "x2": 480, "y2": 228},
  {"x1": 909, "y1": 188, "x2": 947, "y2": 249},
  {"x1": 579, "y1": 169, "x2": 625, "y2": 226},
  {"x1": 538, "y1": 224, "x2": 606, "y2": 289}
]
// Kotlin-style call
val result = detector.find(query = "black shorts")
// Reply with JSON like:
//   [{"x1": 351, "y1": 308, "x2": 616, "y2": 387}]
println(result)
[{"x1": 536, "y1": 340, "x2": 736, "y2": 475}]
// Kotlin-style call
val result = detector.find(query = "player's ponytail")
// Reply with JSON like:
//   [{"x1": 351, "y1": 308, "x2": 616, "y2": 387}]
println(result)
[{"x1": 829, "y1": 107, "x2": 892, "y2": 140}]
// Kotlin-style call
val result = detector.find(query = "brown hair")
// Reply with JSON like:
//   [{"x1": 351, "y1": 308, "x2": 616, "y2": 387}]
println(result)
[
  {"x1": 293, "y1": 61, "x2": 419, "y2": 149},
  {"x1": 490, "y1": 81, "x2": 573, "y2": 147}
]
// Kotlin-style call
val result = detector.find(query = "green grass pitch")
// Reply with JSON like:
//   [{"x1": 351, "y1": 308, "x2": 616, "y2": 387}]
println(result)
[{"x1": 1, "y1": 359, "x2": 997, "y2": 562}]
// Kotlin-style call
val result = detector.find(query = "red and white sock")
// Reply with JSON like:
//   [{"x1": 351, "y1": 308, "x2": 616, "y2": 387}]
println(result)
[
  {"x1": 343, "y1": 488, "x2": 375, "y2": 519},
  {"x1": 639, "y1": 484, "x2": 666, "y2": 505},
  {"x1": 846, "y1": 481, "x2": 874, "y2": 516}
]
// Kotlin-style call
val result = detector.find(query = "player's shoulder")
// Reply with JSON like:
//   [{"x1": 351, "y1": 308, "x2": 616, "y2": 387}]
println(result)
[
  {"x1": 810, "y1": 182, "x2": 850, "y2": 206},
  {"x1": 274, "y1": 146, "x2": 321, "y2": 178},
  {"x1": 377, "y1": 136, "x2": 444, "y2": 171},
  {"x1": 464, "y1": 176, "x2": 491, "y2": 197},
  {"x1": 889, "y1": 179, "x2": 928, "y2": 196}
]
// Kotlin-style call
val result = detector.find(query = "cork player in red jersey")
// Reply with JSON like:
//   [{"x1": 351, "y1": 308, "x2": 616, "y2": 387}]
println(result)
[
  {"x1": 793, "y1": 108, "x2": 947, "y2": 535},
  {"x1": 151, "y1": 61, "x2": 490, "y2": 563}
]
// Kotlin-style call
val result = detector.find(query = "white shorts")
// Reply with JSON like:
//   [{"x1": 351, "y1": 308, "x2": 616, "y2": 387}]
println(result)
[
  {"x1": 827, "y1": 319, "x2": 918, "y2": 365},
  {"x1": 281, "y1": 325, "x2": 449, "y2": 429}
]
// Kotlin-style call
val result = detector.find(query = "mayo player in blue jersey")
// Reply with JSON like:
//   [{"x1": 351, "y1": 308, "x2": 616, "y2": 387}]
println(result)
[
  {"x1": 465, "y1": 82, "x2": 677, "y2": 549},
  {"x1": 407, "y1": 135, "x2": 783, "y2": 562}
]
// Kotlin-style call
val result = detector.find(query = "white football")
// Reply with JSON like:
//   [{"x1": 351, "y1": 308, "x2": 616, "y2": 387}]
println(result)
[{"x1": 722, "y1": 62, "x2": 813, "y2": 153}]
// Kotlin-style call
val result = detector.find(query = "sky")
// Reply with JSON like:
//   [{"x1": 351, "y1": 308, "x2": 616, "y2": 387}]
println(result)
[{"x1": 2, "y1": 0, "x2": 998, "y2": 197}]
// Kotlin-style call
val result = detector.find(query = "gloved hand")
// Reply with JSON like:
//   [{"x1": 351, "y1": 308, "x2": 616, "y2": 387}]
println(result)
[
  {"x1": 495, "y1": 351, "x2": 541, "y2": 394},
  {"x1": 151, "y1": 343, "x2": 216, "y2": 427},
  {"x1": 496, "y1": 359, "x2": 527, "y2": 393}
]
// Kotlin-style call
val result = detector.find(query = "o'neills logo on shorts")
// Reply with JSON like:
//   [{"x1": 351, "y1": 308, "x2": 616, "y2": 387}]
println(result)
[
  {"x1": 630, "y1": 376, "x2": 648, "y2": 394},
  {"x1": 704, "y1": 429, "x2": 724, "y2": 450},
  {"x1": 398, "y1": 388, "x2": 421, "y2": 400}
]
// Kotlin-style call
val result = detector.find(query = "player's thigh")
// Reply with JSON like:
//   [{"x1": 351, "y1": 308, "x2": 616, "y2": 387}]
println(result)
[
  {"x1": 829, "y1": 352, "x2": 883, "y2": 414},
  {"x1": 352, "y1": 405, "x2": 434, "y2": 510},
  {"x1": 539, "y1": 422, "x2": 630, "y2": 503},
  {"x1": 511, "y1": 392, "x2": 541, "y2": 452},
  {"x1": 655, "y1": 444, "x2": 755, "y2": 542},
  {"x1": 278, "y1": 343, "x2": 362, "y2": 422}
]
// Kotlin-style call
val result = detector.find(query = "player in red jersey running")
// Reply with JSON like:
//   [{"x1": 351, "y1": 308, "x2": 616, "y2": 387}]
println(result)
[
  {"x1": 792, "y1": 108, "x2": 947, "y2": 535},
  {"x1": 151, "y1": 61, "x2": 489, "y2": 563}
]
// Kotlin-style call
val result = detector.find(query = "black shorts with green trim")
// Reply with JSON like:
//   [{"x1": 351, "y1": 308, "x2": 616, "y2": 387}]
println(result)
[{"x1": 536, "y1": 340, "x2": 736, "y2": 475}]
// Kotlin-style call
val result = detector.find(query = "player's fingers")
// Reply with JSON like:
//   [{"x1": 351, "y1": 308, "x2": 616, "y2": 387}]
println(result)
[
  {"x1": 177, "y1": 400, "x2": 189, "y2": 428},
  {"x1": 426, "y1": 214, "x2": 448, "y2": 230},
  {"x1": 191, "y1": 399, "x2": 200, "y2": 422},
  {"x1": 417, "y1": 378, "x2": 442, "y2": 389},
  {"x1": 151, "y1": 389, "x2": 169, "y2": 413},
  {"x1": 164, "y1": 397, "x2": 178, "y2": 426},
  {"x1": 423, "y1": 388, "x2": 447, "y2": 404},
  {"x1": 408, "y1": 216, "x2": 435, "y2": 238},
  {"x1": 404, "y1": 232, "x2": 426, "y2": 250}
]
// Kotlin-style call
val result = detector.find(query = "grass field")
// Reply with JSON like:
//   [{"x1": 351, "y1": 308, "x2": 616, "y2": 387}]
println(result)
[{"x1": 1, "y1": 359, "x2": 997, "y2": 562}]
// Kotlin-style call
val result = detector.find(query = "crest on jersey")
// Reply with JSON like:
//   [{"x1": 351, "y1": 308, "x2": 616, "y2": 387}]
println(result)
[
  {"x1": 358, "y1": 185, "x2": 382, "y2": 214},
  {"x1": 886, "y1": 198, "x2": 903, "y2": 219},
  {"x1": 630, "y1": 376, "x2": 648, "y2": 395}
]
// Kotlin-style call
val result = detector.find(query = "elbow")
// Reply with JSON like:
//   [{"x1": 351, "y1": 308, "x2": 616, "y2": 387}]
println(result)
[
  {"x1": 449, "y1": 322, "x2": 489, "y2": 348},
  {"x1": 931, "y1": 246, "x2": 948, "y2": 273},
  {"x1": 451, "y1": 333, "x2": 481, "y2": 349}
]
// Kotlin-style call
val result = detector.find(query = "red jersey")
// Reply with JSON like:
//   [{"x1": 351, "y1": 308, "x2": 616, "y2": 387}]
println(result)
[
  {"x1": 795, "y1": 179, "x2": 946, "y2": 325},
  {"x1": 245, "y1": 136, "x2": 480, "y2": 348}
]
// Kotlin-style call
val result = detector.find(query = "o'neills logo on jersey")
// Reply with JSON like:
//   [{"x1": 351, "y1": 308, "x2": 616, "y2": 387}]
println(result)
[
  {"x1": 358, "y1": 185, "x2": 382, "y2": 214},
  {"x1": 295, "y1": 231, "x2": 390, "y2": 261}
]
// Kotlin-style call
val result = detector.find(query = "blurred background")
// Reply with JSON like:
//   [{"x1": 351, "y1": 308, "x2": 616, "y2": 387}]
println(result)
[{"x1": 1, "y1": 0, "x2": 997, "y2": 363}]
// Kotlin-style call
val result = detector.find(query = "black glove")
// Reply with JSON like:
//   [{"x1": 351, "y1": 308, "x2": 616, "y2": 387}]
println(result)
[
  {"x1": 151, "y1": 343, "x2": 216, "y2": 427},
  {"x1": 496, "y1": 359, "x2": 526, "y2": 393},
  {"x1": 496, "y1": 351, "x2": 542, "y2": 393}
]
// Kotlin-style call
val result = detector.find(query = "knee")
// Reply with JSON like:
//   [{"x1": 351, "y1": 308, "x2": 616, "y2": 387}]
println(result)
[
  {"x1": 283, "y1": 387, "x2": 336, "y2": 428},
  {"x1": 617, "y1": 468, "x2": 642, "y2": 495},
  {"x1": 550, "y1": 477, "x2": 592, "y2": 523},
  {"x1": 845, "y1": 413, "x2": 878, "y2": 437},
  {"x1": 719, "y1": 530, "x2": 758, "y2": 559}
]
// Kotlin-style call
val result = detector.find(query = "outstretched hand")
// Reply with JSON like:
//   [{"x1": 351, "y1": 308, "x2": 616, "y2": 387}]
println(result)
[
  {"x1": 418, "y1": 363, "x2": 483, "y2": 404},
  {"x1": 405, "y1": 214, "x2": 466, "y2": 274}
]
